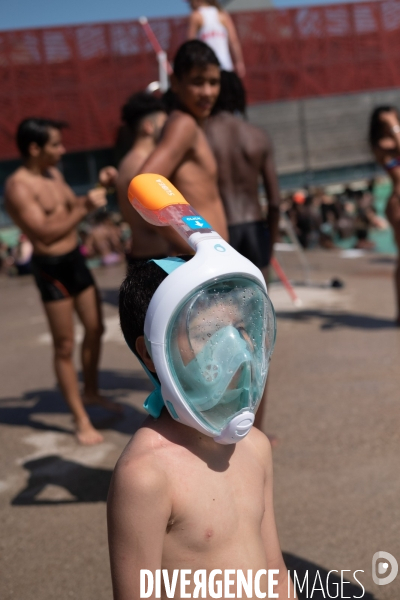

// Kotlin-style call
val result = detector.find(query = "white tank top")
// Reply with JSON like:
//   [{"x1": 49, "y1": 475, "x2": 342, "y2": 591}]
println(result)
[{"x1": 197, "y1": 6, "x2": 234, "y2": 72}]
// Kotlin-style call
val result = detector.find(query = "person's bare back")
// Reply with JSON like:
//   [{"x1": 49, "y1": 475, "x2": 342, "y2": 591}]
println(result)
[
  {"x1": 108, "y1": 411, "x2": 291, "y2": 599},
  {"x1": 205, "y1": 111, "x2": 279, "y2": 228},
  {"x1": 114, "y1": 92, "x2": 191, "y2": 258},
  {"x1": 118, "y1": 146, "x2": 172, "y2": 258}
]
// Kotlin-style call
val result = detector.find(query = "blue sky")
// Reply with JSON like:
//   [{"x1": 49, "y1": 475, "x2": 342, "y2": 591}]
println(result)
[{"x1": 1, "y1": 0, "x2": 365, "y2": 31}]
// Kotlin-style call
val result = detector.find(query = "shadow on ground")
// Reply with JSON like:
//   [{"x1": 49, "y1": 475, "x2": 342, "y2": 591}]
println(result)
[
  {"x1": 12, "y1": 455, "x2": 113, "y2": 505},
  {"x1": 276, "y1": 309, "x2": 395, "y2": 330},
  {"x1": 283, "y1": 552, "x2": 376, "y2": 599},
  {"x1": 0, "y1": 369, "x2": 150, "y2": 436},
  {"x1": 369, "y1": 256, "x2": 396, "y2": 265}
]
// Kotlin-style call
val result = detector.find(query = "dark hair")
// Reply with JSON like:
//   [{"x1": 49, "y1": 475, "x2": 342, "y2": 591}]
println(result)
[
  {"x1": 369, "y1": 106, "x2": 398, "y2": 148},
  {"x1": 173, "y1": 40, "x2": 220, "y2": 80},
  {"x1": 114, "y1": 124, "x2": 135, "y2": 166},
  {"x1": 162, "y1": 88, "x2": 179, "y2": 114},
  {"x1": 121, "y1": 91, "x2": 165, "y2": 130},
  {"x1": 16, "y1": 117, "x2": 67, "y2": 158},
  {"x1": 119, "y1": 257, "x2": 192, "y2": 359},
  {"x1": 119, "y1": 260, "x2": 169, "y2": 358},
  {"x1": 212, "y1": 70, "x2": 247, "y2": 116},
  {"x1": 204, "y1": 0, "x2": 222, "y2": 8},
  {"x1": 115, "y1": 92, "x2": 166, "y2": 164}
]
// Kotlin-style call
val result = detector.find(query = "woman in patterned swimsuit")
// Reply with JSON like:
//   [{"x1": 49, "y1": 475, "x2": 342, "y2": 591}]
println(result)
[{"x1": 370, "y1": 106, "x2": 400, "y2": 325}]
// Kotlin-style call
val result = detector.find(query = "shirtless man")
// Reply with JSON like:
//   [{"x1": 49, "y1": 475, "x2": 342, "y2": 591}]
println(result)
[
  {"x1": 205, "y1": 72, "x2": 281, "y2": 430},
  {"x1": 205, "y1": 71, "x2": 280, "y2": 272},
  {"x1": 5, "y1": 118, "x2": 120, "y2": 445},
  {"x1": 108, "y1": 258, "x2": 294, "y2": 600},
  {"x1": 140, "y1": 40, "x2": 228, "y2": 243}
]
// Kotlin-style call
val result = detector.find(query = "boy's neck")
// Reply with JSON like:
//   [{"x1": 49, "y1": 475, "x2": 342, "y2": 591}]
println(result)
[
  {"x1": 147, "y1": 409, "x2": 236, "y2": 465},
  {"x1": 133, "y1": 135, "x2": 157, "y2": 154}
]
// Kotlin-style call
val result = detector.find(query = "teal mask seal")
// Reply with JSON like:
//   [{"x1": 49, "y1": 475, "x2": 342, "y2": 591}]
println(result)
[{"x1": 141, "y1": 257, "x2": 186, "y2": 418}]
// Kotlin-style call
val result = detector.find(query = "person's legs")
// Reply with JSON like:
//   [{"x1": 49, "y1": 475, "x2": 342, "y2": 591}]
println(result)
[
  {"x1": 73, "y1": 285, "x2": 122, "y2": 412},
  {"x1": 43, "y1": 298, "x2": 104, "y2": 445}
]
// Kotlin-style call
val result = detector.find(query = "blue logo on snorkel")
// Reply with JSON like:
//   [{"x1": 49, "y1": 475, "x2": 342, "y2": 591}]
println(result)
[
  {"x1": 182, "y1": 216, "x2": 211, "y2": 230},
  {"x1": 214, "y1": 244, "x2": 226, "y2": 253}
]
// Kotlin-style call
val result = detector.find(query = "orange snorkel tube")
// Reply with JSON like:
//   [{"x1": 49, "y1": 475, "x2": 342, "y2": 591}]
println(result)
[{"x1": 128, "y1": 174, "x2": 218, "y2": 249}]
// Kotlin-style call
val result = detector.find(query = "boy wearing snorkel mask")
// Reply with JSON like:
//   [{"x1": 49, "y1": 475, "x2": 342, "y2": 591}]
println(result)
[{"x1": 108, "y1": 256, "x2": 294, "y2": 599}]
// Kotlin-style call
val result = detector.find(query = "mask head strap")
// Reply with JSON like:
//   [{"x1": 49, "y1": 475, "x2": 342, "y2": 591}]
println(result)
[{"x1": 140, "y1": 257, "x2": 186, "y2": 418}]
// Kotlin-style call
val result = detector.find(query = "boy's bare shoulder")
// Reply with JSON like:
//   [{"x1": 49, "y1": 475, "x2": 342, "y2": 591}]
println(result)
[
  {"x1": 109, "y1": 420, "x2": 174, "y2": 518},
  {"x1": 112, "y1": 418, "x2": 175, "y2": 493},
  {"x1": 245, "y1": 427, "x2": 273, "y2": 471},
  {"x1": 166, "y1": 110, "x2": 198, "y2": 140}
]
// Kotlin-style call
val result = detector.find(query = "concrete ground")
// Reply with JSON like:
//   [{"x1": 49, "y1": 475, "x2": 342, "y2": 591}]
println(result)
[{"x1": 0, "y1": 250, "x2": 399, "y2": 600}]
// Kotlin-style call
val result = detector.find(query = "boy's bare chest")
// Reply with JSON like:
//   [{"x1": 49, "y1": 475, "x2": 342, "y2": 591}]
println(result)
[
  {"x1": 174, "y1": 130, "x2": 218, "y2": 192},
  {"x1": 166, "y1": 450, "x2": 265, "y2": 552}
]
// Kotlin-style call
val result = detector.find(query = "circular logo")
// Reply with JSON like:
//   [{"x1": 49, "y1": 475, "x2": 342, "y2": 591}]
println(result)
[
  {"x1": 372, "y1": 551, "x2": 399, "y2": 586},
  {"x1": 214, "y1": 244, "x2": 226, "y2": 253}
]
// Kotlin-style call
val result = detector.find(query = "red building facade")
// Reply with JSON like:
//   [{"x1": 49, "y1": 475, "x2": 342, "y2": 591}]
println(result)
[{"x1": 1, "y1": 1, "x2": 400, "y2": 159}]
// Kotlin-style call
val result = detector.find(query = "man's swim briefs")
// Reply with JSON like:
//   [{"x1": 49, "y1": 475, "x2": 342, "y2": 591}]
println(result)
[
  {"x1": 31, "y1": 247, "x2": 95, "y2": 302},
  {"x1": 228, "y1": 221, "x2": 271, "y2": 269}
]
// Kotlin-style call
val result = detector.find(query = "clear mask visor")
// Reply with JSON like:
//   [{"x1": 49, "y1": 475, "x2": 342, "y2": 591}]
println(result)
[{"x1": 167, "y1": 277, "x2": 276, "y2": 435}]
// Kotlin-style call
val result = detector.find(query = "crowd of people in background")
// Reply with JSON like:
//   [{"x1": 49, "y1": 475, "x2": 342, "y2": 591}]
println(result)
[
  {"x1": 0, "y1": 180, "x2": 389, "y2": 277},
  {"x1": 282, "y1": 180, "x2": 388, "y2": 251}
]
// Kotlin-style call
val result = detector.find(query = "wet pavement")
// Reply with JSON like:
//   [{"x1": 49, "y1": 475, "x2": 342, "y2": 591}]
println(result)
[{"x1": 0, "y1": 250, "x2": 399, "y2": 600}]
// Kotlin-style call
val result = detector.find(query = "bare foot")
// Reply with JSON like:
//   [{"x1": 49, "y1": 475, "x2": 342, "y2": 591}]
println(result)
[
  {"x1": 76, "y1": 420, "x2": 104, "y2": 445},
  {"x1": 83, "y1": 393, "x2": 124, "y2": 414}
]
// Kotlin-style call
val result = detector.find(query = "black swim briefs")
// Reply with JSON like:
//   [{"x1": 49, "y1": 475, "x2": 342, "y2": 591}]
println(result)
[
  {"x1": 31, "y1": 247, "x2": 95, "y2": 302},
  {"x1": 228, "y1": 221, "x2": 271, "y2": 269}
]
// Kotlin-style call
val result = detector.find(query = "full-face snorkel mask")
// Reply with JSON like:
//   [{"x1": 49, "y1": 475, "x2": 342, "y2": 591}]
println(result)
[{"x1": 128, "y1": 174, "x2": 276, "y2": 444}]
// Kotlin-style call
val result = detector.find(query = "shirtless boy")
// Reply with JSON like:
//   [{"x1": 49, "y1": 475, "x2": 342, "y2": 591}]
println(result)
[
  {"x1": 5, "y1": 118, "x2": 120, "y2": 445},
  {"x1": 108, "y1": 258, "x2": 294, "y2": 600},
  {"x1": 140, "y1": 40, "x2": 228, "y2": 242}
]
